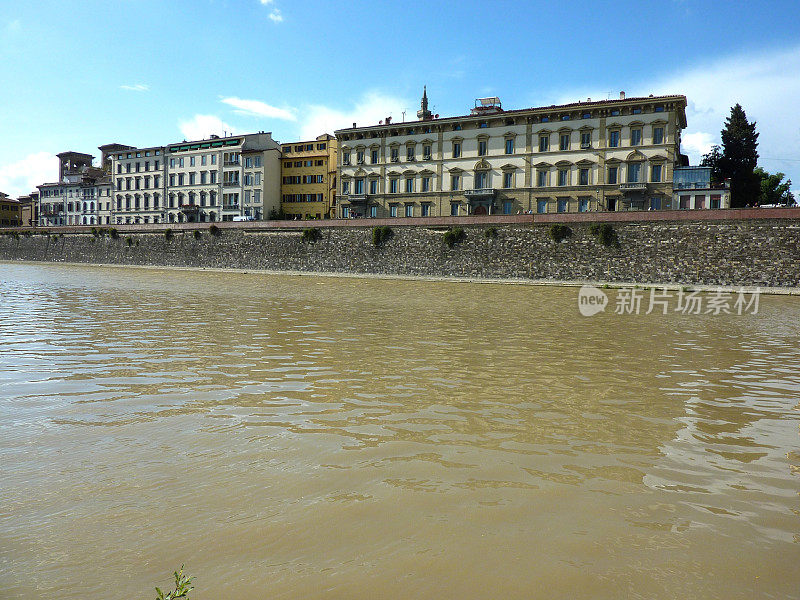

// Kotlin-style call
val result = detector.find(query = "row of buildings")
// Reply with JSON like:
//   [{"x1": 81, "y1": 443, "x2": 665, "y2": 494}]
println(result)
[{"x1": 3, "y1": 90, "x2": 730, "y2": 227}]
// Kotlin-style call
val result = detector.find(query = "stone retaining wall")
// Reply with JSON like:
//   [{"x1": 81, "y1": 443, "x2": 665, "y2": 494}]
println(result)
[{"x1": 2, "y1": 217, "x2": 800, "y2": 288}]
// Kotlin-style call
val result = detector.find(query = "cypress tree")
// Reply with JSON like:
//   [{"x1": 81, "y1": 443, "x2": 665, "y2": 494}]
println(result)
[{"x1": 719, "y1": 104, "x2": 760, "y2": 207}]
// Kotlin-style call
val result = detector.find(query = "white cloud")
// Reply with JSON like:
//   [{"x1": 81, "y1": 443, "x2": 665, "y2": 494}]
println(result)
[
  {"x1": 681, "y1": 132, "x2": 715, "y2": 160},
  {"x1": 268, "y1": 9, "x2": 283, "y2": 22},
  {"x1": 0, "y1": 152, "x2": 58, "y2": 199},
  {"x1": 299, "y1": 91, "x2": 411, "y2": 141},
  {"x1": 120, "y1": 83, "x2": 149, "y2": 92},
  {"x1": 220, "y1": 96, "x2": 296, "y2": 121},
  {"x1": 178, "y1": 114, "x2": 243, "y2": 141},
  {"x1": 259, "y1": 0, "x2": 273, "y2": 4}
]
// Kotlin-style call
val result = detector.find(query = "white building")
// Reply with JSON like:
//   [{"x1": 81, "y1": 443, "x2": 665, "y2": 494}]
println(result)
[
  {"x1": 335, "y1": 90, "x2": 687, "y2": 217},
  {"x1": 108, "y1": 132, "x2": 282, "y2": 224},
  {"x1": 38, "y1": 152, "x2": 113, "y2": 226}
]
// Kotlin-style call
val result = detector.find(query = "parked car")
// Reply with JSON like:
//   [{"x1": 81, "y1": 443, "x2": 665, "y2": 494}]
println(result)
[{"x1": 232, "y1": 215, "x2": 256, "y2": 222}]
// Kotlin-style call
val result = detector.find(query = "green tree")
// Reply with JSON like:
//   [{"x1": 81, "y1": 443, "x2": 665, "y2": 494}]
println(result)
[
  {"x1": 755, "y1": 167, "x2": 795, "y2": 206},
  {"x1": 700, "y1": 145, "x2": 724, "y2": 185},
  {"x1": 718, "y1": 104, "x2": 760, "y2": 207}
]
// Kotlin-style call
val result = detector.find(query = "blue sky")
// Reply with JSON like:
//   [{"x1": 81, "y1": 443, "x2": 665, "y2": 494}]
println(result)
[{"x1": 1, "y1": 0, "x2": 799, "y2": 197}]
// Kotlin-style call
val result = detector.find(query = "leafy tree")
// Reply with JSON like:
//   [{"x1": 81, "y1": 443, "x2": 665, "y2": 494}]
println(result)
[
  {"x1": 755, "y1": 167, "x2": 795, "y2": 206},
  {"x1": 718, "y1": 104, "x2": 760, "y2": 207},
  {"x1": 700, "y1": 145, "x2": 724, "y2": 185}
]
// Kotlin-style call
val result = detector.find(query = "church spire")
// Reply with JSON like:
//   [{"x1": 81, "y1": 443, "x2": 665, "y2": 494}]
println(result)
[{"x1": 417, "y1": 86, "x2": 432, "y2": 121}]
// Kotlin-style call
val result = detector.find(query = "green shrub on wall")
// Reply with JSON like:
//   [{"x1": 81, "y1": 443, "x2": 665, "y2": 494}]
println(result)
[
  {"x1": 125, "y1": 236, "x2": 134, "y2": 246},
  {"x1": 193, "y1": 230, "x2": 202, "y2": 240},
  {"x1": 485, "y1": 227, "x2": 498, "y2": 239},
  {"x1": 443, "y1": 226, "x2": 466, "y2": 248},
  {"x1": 302, "y1": 227, "x2": 322, "y2": 243},
  {"x1": 164, "y1": 229, "x2": 174, "y2": 240},
  {"x1": 589, "y1": 223, "x2": 620, "y2": 247},
  {"x1": 549, "y1": 224, "x2": 572, "y2": 243},
  {"x1": 209, "y1": 225, "x2": 221, "y2": 237},
  {"x1": 109, "y1": 228, "x2": 119, "y2": 239},
  {"x1": 372, "y1": 225, "x2": 393, "y2": 246}
]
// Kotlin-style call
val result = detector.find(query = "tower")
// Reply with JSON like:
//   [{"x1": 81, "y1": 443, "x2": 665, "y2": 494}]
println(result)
[{"x1": 417, "y1": 86, "x2": 432, "y2": 121}]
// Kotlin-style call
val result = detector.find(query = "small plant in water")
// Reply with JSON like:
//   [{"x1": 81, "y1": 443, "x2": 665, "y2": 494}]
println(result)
[
  {"x1": 371, "y1": 225, "x2": 393, "y2": 246},
  {"x1": 301, "y1": 227, "x2": 322, "y2": 243},
  {"x1": 549, "y1": 223, "x2": 572, "y2": 243},
  {"x1": 155, "y1": 565, "x2": 194, "y2": 600},
  {"x1": 443, "y1": 226, "x2": 466, "y2": 248}
]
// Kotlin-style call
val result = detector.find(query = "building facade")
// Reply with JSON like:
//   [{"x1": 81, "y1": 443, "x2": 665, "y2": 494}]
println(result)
[
  {"x1": 108, "y1": 132, "x2": 281, "y2": 224},
  {"x1": 335, "y1": 91, "x2": 687, "y2": 218},
  {"x1": 37, "y1": 152, "x2": 113, "y2": 226},
  {"x1": 673, "y1": 166, "x2": 731, "y2": 209},
  {"x1": 280, "y1": 134, "x2": 338, "y2": 219},
  {"x1": 0, "y1": 192, "x2": 22, "y2": 226}
]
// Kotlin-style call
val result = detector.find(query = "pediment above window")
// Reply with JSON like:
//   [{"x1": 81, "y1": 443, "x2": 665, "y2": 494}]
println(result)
[
  {"x1": 474, "y1": 159, "x2": 491, "y2": 170},
  {"x1": 500, "y1": 163, "x2": 519, "y2": 171},
  {"x1": 626, "y1": 150, "x2": 646, "y2": 161}
]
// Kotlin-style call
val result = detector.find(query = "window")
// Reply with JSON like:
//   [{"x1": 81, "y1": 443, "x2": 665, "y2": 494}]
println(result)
[
  {"x1": 423, "y1": 145, "x2": 431, "y2": 159},
  {"x1": 579, "y1": 197, "x2": 589, "y2": 212},
  {"x1": 342, "y1": 180, "x2": 350, "y2": 194},
  {"x1": 479, "y1": 121, "x2": 488, "y2": 128},
  {"x1": 244, "y1": 157, "x2": 252, "y2": 168},
  {"x1": 390, "y1": 148, "x2": 399, "y2": 162},
  {"x1": 503, "y1": 200, "x2": 513, "y2": 214},
  {"x1": 190, "y1": 156, "x2": 195, "y2": 167},
  {"x1": 579, "y1": 168, "x2": 589, "y2": 185},
  {"x1": 653, "y1": 126, "x2": 664, "y2": 145},
  {"x1": 211, "y1": 155, "x2": 216, "y2": 165},
  {"x1": 628, "y1": 163, "x2": 641, "y2": 183},
  {"x1": 201, "y1": 155, "x2": 207, "y2": 166},
  {"x1": 406, "y1": 146, "x2": 415, "y2": 161},
  {"x1": 390, "y1": 204, "x2": 398, "y2": 217},
  {"x1": 210, "y1": 171, "x2": 217, "y2": 184},
  {"x1": 650, "y1": 197, "x2": 662, "y2": 210},
  {"x1": 631, "y1": 128, "x2": 642, "y2": 146},
  {"x1": 189, "y1": 173, "x2": 196, "y2": 185},
  {"x1": 390, "y1": 178, "x2": 398, "y2": 193},
  {"x1": 609, "y1": 130, "x2": 620, "y2": 148},
  {"x1": 357, "y1": 150, "x2": 365, "y2": 164},
  {"x1": 557, "y1": 198, "x2": 568, "y2": 213},
  {"x1": 711, "y1": 194, "x2": 722, "y2": 209},
  {"x1": 179, "y1": 158, "x2": 184, "y2": 168},
  {"x1": 655, "y1": 106, "x2": 665, "y2": 113},
  {"x1": 178, "y1": 173, "x2": 185, "y2": 186},
  {"x1": 200, "y1": 172, "x2": 207, "y2": 184},
  {"x1": 680, "y1": 195, "x2": 690, "y2": 209},
  {"x1": 607, "y1": 166, "x2": 618, "y2": 184},
  {"x1": 405, "y1": 177, "x2": 414, "y2": 193},
  {"x1": 505, "y1": 138, "x2": 514, "y2": 154},
  {"x1": 539, "y1": 135, "x2": 549, "y2": 152},
  {"x1": 478, "y1": 140, "x2": 487, "y2": 156},
  {"x1": 559, "y1": 134, "x2": 570, "y2": 151},
  {"x1": 503, "y1": 172, "x2": 513, "y2": 188},
  {"x1": 405, "y1": 204, "x2": 414, "y2": 217},
  {"x1": 369, "y1": 205, "x2": 377, "y2": 218},
  {"x1": 422, "y1": 176, "x2": 431, "y2": 192},
  {"x1": 453, "y1": 123, "x2": 462, "y2": 131},
  {"x1": 537, "y1": 200, "x2": 547, "y2": 213},
  {"x1": 451, "y1": 174, "x2": 460, "y2": 191},
  {"x1": 537, "y1": 170, "x2": 547, "y2": 187},
  {"x1": 343, "y1": 151, "x2": 350, "y2": 165},
  {"x1": 421, "y1": 203, "x2": 430, "y2": 217},
  {"x1": 694, "y1": 195, "x2": 706, "y2": 209},
  {"x1": 371, "y1": 150, "x2": 378, "y2": 164},
  {"x1": 475, "y1": 171, "x2": 488, "y2": 189},
  {"x1": 450, "y1": 202, "x2": 459, "y2": 216},
  {"x1": 369, "y1": 179, "x2": 378, "y2": 194},
  {"x1": 580, "y1": 132, "x2": 591, "y2": 149},
  {"x1": 342, "y1": 206, "x2": 350, "y2": 218},
  {"x1": 558, "y1": 168, "x2": 568, "y2": 186},
  {"x1": 651, "y1": 164, "x2": 662, "y2": 182},
  {"x1": 632, "y1": 107, "x2": 642, "y2": 114},
  {"x1": 452, "y1": 142, "x2": 461, "y2": 158},
  {"x1": 318, "y1": 143, "x2": 327, "y2": 150}
]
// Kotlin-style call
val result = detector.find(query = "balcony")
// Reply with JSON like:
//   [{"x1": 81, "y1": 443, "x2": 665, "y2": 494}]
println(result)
[
  {"x1": 344, "y1": 194, "x2": 368, "y2": 204},
  {"x1": 464, "y1": 188, "x2": 496, "y2": 199},
  {"x1": 180, "y1": 204, "x2": 199, "y2": 213},
  {"x1": 619, "y1": 182, "x2": 647, "y2": 192},
  {"x1": 222, "y1": 204, "x2": 240, "y2": 210},
  {"x1": 223, "y1": 181, "x2": 240, "y2": 187},
  {"x1": 223, "y1": 160, "x2": 240, "y2": 166}
]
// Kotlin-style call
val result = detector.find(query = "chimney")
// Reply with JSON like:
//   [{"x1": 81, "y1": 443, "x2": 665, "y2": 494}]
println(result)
[
  {"x1": 386, "y1": 116, "x2": 392, "y2": 124},
  {"x1": 352, "y1": 122, "x2": 356, "y2": 128},
  {"x1": 620, "y1": 91, "x2": 626, "y2": 100}
]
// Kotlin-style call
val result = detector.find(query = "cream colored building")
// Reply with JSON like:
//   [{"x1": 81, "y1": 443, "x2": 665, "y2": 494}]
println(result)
[
  {"x1": 335, "y1": 90, "x2": 687, "y2": 217},
  {"x1": 108, "y1": 132, "x2": 281, "y2": 224},
  {"x1": 280, "y1": 134, "x2": 338, "y2": 219},
  {"x1": 37, "y1": 152, "x2": 113, "y2": 226}
]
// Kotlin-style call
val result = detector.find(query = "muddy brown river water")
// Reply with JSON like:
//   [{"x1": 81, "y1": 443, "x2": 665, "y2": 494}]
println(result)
[{"x1": 1, "y1": 263, "x2": 799, "y2": 599}]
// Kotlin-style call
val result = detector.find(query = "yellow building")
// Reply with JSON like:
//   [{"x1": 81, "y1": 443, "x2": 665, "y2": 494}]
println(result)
[
  {"x1": 0, "y1": 193, "x2": 22, "y2": 227},
  {"x1": 280, "y1": 134, "x2": 338, "y2": 219}
]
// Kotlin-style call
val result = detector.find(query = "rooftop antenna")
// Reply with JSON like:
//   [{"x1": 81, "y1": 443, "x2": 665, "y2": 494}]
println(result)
[{"x1": 401, "y1": 110, "x2": 406, "y2": 122}]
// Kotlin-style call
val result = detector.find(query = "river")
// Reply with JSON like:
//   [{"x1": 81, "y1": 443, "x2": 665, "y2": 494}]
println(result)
[{"x1": 1, "y1": 263, "x2": 798, "y2": 599}]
